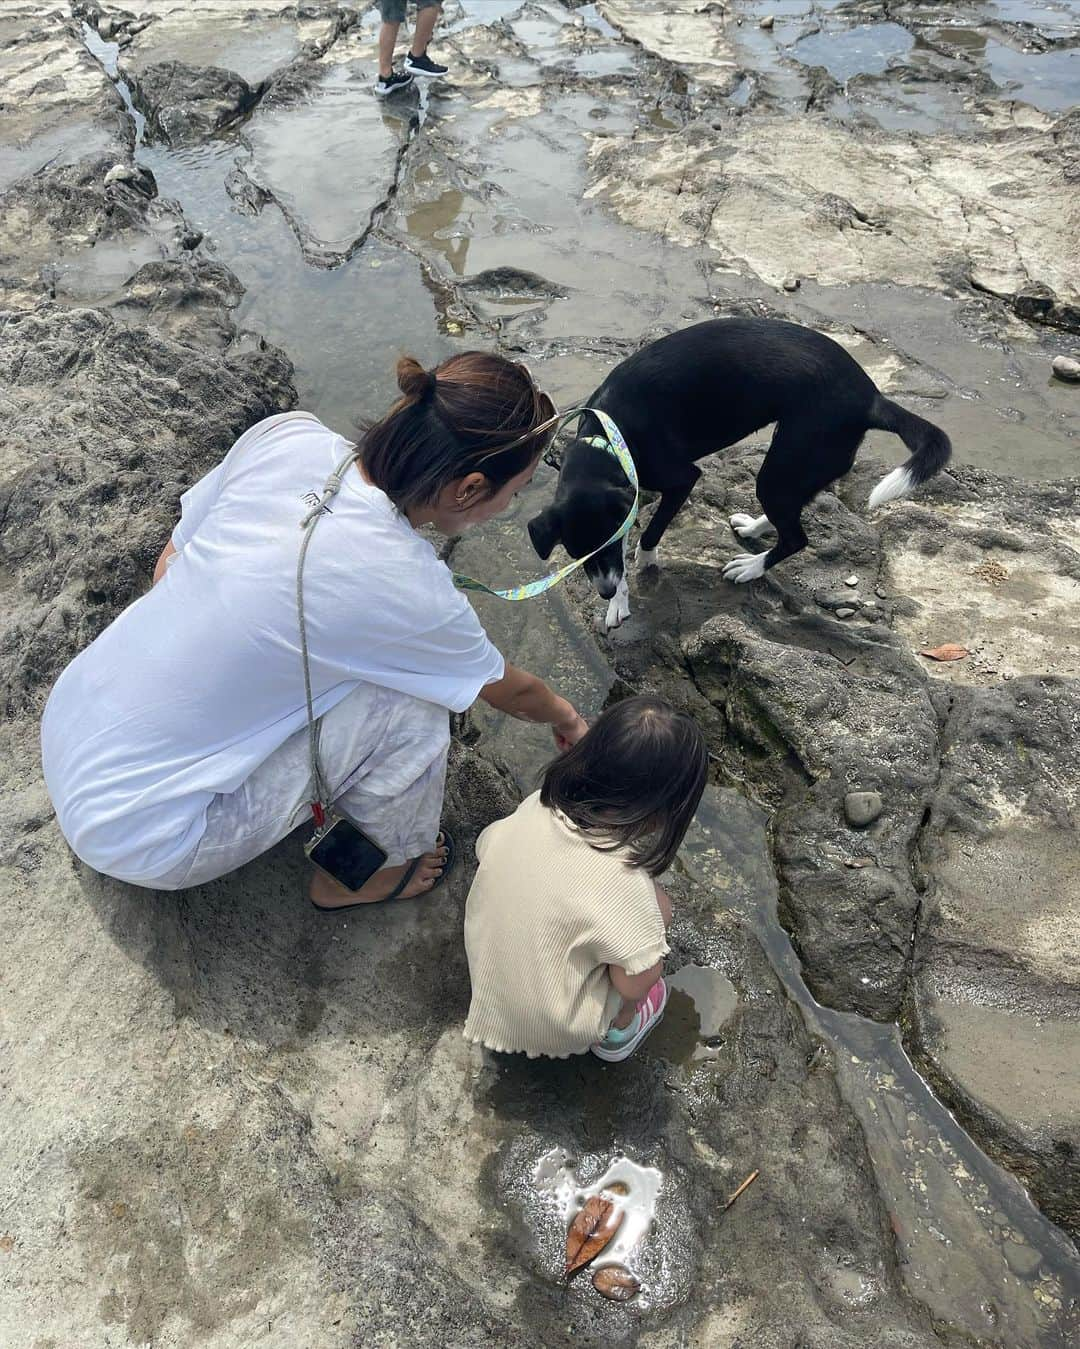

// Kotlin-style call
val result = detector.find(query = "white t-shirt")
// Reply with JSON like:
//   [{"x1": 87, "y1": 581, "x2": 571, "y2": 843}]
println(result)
[{"x1": 41, "y1": 412, "x2": 505, "y2": 883}]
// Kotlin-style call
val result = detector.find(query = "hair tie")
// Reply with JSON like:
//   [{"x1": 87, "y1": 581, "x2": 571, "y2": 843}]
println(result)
[{"x1": 420, "y1": 370, "x2": 438, "y2": 403}]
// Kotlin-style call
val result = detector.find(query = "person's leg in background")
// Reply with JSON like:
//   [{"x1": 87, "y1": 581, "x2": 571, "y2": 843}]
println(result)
[
  {"x1": 403, "y1": 2, "x2": 449, "y2": 79},
  {"x1": 376, "y1": 0, "x2": 414, "y2": 95}
]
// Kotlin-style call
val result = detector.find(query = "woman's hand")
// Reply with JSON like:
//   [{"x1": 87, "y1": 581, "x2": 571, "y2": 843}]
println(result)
[
  {"x1": 552, "y1": 708, "x2": 588, "y2": 752},
  {"x1": 480, "y1": 664, "x2": 587, "y2": 751}
]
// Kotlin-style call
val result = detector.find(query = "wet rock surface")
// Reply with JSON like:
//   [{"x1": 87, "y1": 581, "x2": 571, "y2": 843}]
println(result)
[
  {"x1": 125, "y1": 60, "x2": 266, "y2": 146},
  {"x1": 2, "y1": 1, "x2": 1079, "y2": 1346}
]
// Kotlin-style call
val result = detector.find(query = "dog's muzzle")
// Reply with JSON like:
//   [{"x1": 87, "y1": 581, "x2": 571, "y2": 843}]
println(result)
[{"x1": 594, "y1": 571, "x2": 620, "y2": 600}]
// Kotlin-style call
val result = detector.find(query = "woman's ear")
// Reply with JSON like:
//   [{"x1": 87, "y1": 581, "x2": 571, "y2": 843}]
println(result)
[
  {"x1": 527, "y1": 505, "x2": 562, "y2": 560},
  {"x1": 454, "y1": 471, "x2": 490, "y2": 506}
]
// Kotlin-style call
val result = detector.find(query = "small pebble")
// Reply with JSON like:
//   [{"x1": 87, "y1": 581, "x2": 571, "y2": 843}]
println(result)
[
  {"x1": 875, "y1": 585, "x2": 887, "y2": 598},
  {"x1": 1051, "y1": 355, "x2": 1080, "y2": 383},
  {"x1": 844, "y1": 574, "x2": 859, "y2": 586},
  {"x1": 835, "y1": 606, "x2": 856, "y2": 618},
  {"x1": 845, "y1": 791, "x2": 883, "y2": 827},
  {"x1": 782, "y1": 276, "x2": 800, "y2": 292},
  {"x1": 760, "y1": 14, "x2": 776, "y2": 30}
]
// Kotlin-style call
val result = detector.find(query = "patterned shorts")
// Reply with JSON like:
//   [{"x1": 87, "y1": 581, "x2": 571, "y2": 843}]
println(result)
[{"x1": 379, "y1": 0, "x2": 441, "y2": 22}]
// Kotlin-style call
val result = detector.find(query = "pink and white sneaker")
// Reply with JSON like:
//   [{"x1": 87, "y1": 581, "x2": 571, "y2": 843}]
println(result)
[{"x1": 591, "y1": 978, "x2": 668, "y2": 1063}]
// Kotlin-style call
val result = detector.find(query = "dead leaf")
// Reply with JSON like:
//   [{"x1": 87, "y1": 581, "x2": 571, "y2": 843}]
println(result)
[
  {"x1": 603, "y1": 1181, "x2": 630, "y2": 1197},
  {"x1": 919, "y1": 643, "x2": 969, "y2": 662},
  {"x1": 0, "y1": 1234, "x2": 14, "y2": 1253},
  {"x1": 593, "y1": 1265, "x2": 640, "y2": 1301},
  {"x1": 565, "y1": 1196, "x2": 623, "y2": 1278}
]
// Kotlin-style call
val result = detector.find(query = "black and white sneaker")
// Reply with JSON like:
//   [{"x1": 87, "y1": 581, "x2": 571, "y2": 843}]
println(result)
[
  {"x1": 404, "y1": 51, "x2": 449, "y2": 78},
  {"x1": 375, "y1": 69, "x2": 414, "y2": 97}
]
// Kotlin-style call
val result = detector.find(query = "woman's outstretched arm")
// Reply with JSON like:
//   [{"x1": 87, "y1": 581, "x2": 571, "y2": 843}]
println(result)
[{"x1": 478, "y1": 661, "x2": 587, "y2": 749}]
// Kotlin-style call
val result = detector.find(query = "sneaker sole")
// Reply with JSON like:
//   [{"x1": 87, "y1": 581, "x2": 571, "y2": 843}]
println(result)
[
  {"x1": 374, "y1": 79, "x2": 414, "y2": 97},
  {"x1": 404, "y1": 67, "x2": 447, "y2": 78},
  {"x1": 590, "y1": 998, "x2": 667, "y2": 1063}
]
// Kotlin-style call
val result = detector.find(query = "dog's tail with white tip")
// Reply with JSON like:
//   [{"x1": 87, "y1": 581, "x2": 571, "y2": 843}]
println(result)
[{"x1": 867, "y1": 394, "x2": 952, "y2": 509}]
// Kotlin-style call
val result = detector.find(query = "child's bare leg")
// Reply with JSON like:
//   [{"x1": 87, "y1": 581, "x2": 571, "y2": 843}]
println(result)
[{"x1": 608, "y1": 958, "x2": 663, "y2": 1027}]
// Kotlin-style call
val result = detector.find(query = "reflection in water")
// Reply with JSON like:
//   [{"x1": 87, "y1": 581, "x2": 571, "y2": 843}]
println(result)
[
  {"x1": 243, "y1": 65, "x2": 406, "y2": 259},
  {"x1": 406, "y1": 176, "x2": 470, "y2": 276}
]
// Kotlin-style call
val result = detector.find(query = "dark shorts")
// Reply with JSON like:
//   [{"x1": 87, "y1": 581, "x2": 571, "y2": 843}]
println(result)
[{"x1": 379, "y1": 0, "x2": 441, "y2": 21}]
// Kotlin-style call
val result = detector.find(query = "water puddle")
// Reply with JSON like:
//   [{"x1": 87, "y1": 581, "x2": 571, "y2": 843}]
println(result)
[
  {"x1": 984, "y1": 39, "x2": 1080, "y2": 111},
  {"x1": 78, "y1": 22, "x2": 454, "y2": 433},
  {"x1": 405, "y1": 181, "x2": 471, "y2": 276},
  {"x1": 513, "y1": 1141, "x2": 690, "y2": 1310},
  {"x1": 0, "y1": 119, "x2": 114, "y2": 193},
  {"x1": 647, "y1": 964, "x2": 738, "y2": 1067},
  {"x1": 243, "y1": 64, "x2": 406, "y2": 262},
  {"x1": 534, "y1": 1151, "x2": 663, "y2": 1274},
  {"x1": 793, "y1": 22, "x2": 915, "y2": 82}
]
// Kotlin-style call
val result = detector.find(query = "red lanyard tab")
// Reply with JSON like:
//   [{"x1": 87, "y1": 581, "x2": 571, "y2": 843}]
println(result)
[{"x1": 311, "y1": 801, "x2": 326, "y2": 830}]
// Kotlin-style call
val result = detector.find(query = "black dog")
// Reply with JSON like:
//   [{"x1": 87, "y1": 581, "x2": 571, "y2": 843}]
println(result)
[{"x1": 528, "y1": 318, "x2": 951, "y2": 629}]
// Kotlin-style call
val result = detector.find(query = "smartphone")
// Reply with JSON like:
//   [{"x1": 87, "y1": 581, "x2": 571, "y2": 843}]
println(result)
[{"x1": 305, "y1": 814, "x2": 388, "y2": 892}]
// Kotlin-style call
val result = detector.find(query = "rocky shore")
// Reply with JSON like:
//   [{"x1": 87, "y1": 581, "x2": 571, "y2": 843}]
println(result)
[{"x1": 2, "y1": 2, "x2": 1078, "y2": 1346}]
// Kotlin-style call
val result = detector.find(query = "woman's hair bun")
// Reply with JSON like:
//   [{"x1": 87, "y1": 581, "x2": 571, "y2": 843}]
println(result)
[{"x1": 397, "y1": 355, "x2": 437, "y2": 403}]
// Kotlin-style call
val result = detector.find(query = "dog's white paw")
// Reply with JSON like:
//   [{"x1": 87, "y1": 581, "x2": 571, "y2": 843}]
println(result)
[
  {"x1": 635, "y1": 541, "x2": 659, "y2": 571},
  {"x1": 722, "y1": 552, "x2": 768, "y2": 584},
  {"x1": 730, "y1": 512, "x2": 771, "y2": 540},
  {"x1": 603, "y1": 577, "x2": 632, "y2": 630}
]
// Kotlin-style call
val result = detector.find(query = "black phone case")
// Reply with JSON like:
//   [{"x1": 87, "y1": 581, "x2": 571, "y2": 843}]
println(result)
[{"x1": 306, "y1": 816, "x2": 387, "y2": 892}]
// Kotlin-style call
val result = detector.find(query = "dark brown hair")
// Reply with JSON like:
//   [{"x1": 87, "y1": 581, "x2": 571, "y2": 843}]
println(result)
[
  {"x1": 361, "y1": 352, "x2": 555, "y2": 514},
  {"x1": 540, "y1": 695, "x2": 709, "y2": 876}
]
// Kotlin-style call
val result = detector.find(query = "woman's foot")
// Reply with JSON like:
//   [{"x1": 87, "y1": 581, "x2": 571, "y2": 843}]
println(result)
[{"x1": 310, "y1": 839, "x2": 448, "y2": 908}]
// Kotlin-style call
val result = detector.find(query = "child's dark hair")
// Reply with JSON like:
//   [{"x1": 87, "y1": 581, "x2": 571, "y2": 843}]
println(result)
[
  {"x1": 361, "y1": 352, "x2": 555, "y2": 514},
  {"x1": 540, "y1": 695, "x2": 709, "y2": 876}
]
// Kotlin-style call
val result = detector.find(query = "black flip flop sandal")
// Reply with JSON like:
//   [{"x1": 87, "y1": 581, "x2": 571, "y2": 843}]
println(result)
[{"x1": 310, "y1": 829, "x2": 457, "y2": 913}]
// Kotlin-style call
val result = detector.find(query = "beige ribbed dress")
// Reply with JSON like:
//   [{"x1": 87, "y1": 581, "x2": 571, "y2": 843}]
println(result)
[{"x1": 463, "y1": 791, "x2": 668, "y2": 1059}]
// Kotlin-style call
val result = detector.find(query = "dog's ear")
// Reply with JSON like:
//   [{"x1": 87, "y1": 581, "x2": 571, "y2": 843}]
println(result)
[{"x1": 527, "y1": 506, "x2": 562, "y2": 560}]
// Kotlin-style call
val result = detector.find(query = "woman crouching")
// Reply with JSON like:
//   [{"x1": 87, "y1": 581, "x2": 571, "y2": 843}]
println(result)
[{"x1": 41, "y1": 353, "x2": 587, "y2": 905}]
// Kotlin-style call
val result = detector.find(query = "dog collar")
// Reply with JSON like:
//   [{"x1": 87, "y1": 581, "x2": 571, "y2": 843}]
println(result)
[{"x1": 451, "y1": 408, "x2": 639, "y2": 602}]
